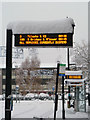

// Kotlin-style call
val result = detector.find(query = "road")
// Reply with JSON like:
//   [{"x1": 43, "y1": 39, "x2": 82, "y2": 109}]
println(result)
[{"x1": 0, "y1": 100, "x2": 89, "y2": 120}]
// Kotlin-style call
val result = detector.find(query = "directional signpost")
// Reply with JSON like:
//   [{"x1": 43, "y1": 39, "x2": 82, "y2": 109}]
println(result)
[
  {"x1": 54, "y1": 63, "x2": 66, "y2": 120},
  {"x1": 59, "y1": 64, "x2": 66, "y2": 76},
  {"x1": 59, "y1": 64, "x2": 66, "y2": 119}
]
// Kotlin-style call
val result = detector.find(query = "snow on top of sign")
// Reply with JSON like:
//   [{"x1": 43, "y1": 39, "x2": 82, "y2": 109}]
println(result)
[
  {"x1": 65, "y1": 70, "x2": 82, "y2": 75},
  {"x1": 65, "y1": 78, "x2": 87, "y2": 82},
  {"x1": 7, "y1": 17, "x2": 75, "y2": 34}
]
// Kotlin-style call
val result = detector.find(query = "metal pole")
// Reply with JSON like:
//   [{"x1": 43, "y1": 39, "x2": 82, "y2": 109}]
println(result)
[
  {"x1": 88, "y1": 1, "x2": 90, "y2": 107},
  {"x1": 16, "y1": 89, "x2": 17, "y2": 103},
  {"x1": 62, "y1": 76, "x2": 65, "y2": 119},
  {"x1": 54, "y1": 62, "x2": 59, "y2": 120},
  {"x1": 5, "y1": 29, "x2": 12, "y2": 120},
  {"x1": 67, "y1": 48, "x2": 70, "y2": 107},
  {"x1": 76, "y1": 86, "x2": 79, "y2": 112},
  {"x1": 84, "y1": 81, "x2": 86, "y2": 112},
  {"x1": 67, "y1": 48, "x2": 69, "y2": 70}
]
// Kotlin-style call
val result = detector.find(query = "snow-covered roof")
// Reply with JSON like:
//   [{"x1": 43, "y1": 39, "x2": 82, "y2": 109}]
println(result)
[
  {"x1": 68, "y1": 84, "x2": 83, "y2": 86},
  {"x1": 65, "y1": 77, "x2": 87, "y2": 86},
  {"x1": 40, "y1": 63, "x2": 57, "y2": 68},
  {"x1": 65, "y1": 70, "x2": 82, "y2": 75},
  {"x1": 7, "y1": 18, "x2": 75, "y2": 34},
  {"x1": 65, "y1": 78, "x2": 87, "y2": 82}
]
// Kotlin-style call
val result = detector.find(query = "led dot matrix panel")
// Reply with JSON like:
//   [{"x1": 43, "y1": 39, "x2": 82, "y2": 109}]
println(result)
[{"x1": 15, "y1": 33, "x2": 73, "y2": 47}]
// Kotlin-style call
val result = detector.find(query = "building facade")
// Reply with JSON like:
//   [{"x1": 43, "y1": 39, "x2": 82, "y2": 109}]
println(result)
[
  {"x1": 0, "y1": 69, "x2": 2, "y2": 94},
  {"x1": 0, "y1": 67, "x2": 66, "y2": 95},
  {"x1": 1, "y1": 68, "x2": 16, "y2": 94}
]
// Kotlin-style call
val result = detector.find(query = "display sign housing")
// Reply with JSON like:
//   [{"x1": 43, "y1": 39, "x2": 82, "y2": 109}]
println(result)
[{"x1": 15, "y1": 33, "x2": 73, "y2": 47}]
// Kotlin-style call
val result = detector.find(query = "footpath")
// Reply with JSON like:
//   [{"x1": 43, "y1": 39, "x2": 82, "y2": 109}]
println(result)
[
  {"x1": 2, "y1": 118, "x2": 89, "y2": 120},
  {"x1": 1, "y1": 118, "x2": 89, "y2": 120},
  {"x1": 88, "y1": 106, "x2": 90, "y2": 120}
]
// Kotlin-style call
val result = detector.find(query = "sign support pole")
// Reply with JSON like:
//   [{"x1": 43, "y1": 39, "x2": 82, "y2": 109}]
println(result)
[
  {"x1": 5, "y1": 29, "x2": 12, "y2": 120},
  {"x1": 62, "y1": 76, "x2": 65, "y2": 119},
  {"x1": 54, "y1": 62, "x2": 59, "y2": 120},
  {"x1": 59, "y1": 63, "x2": 66, "y2": 119},
  {"x1": 67, "y1": 48, "x2": 70, "y2": 107}
]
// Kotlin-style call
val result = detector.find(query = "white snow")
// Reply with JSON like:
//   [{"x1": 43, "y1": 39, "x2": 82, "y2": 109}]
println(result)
[
  {"x1": 39, "y1": 93, "x2": 49, "y2": 98},
  {"x1": 0, "y1": 95, "x2": 3, "y2": 100},
  {"x1": 65, "y1": 70, "x2": 82, "y2": 75},
  {"x1": 7, "y1": 17, "x2": 75, "y2": 34},
  {"x1": 25, "y1": 93, "x2": 35, "y2": 98},
  {"x1": 65, "y1": 79, "x2": 87, "y2": 82},
  {"x1": 12, "y1": 94, "x2": 16, "y2": 98},
  {"x1": 0, "y1": 100, "x2": 88, "y2": 119}
]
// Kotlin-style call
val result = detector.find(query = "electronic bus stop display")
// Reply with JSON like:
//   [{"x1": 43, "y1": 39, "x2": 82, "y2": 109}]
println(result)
[
  {"x1": 15, "y1": 33, "x2": 73, "y2": 47},
  {"x1": 65, "y1": 75, "x2": 82, "y2": 79}
]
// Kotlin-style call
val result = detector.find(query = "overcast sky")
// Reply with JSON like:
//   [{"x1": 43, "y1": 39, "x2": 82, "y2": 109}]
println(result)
[{"x1": 0, "y1": 1, "x2": 88, "y2": 67}]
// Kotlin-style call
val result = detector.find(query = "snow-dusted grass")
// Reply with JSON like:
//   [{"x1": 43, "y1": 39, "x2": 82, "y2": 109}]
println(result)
[{"x1": 0, "y1": 100, "x2": 88, "y2": 119}]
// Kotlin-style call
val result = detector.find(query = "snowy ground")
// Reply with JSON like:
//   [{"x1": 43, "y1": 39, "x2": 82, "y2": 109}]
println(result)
[{"x1": 0, "y1": 100, "x2": 88, "y2": 119}]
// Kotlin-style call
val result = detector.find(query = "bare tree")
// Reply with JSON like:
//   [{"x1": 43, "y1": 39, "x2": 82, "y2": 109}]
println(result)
[
  {"x1": 74, "y1": 42, "x2": 88, "y2": 67},
  {"x1": 70, "y1": 42, "x2": 88, "y2": 72},
  {"x1": 70, "y1": 41, "x2": 90, "y2": 105},
  {"x1": 15, "y1": 50, "x2": 41, "y2": 95}
]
